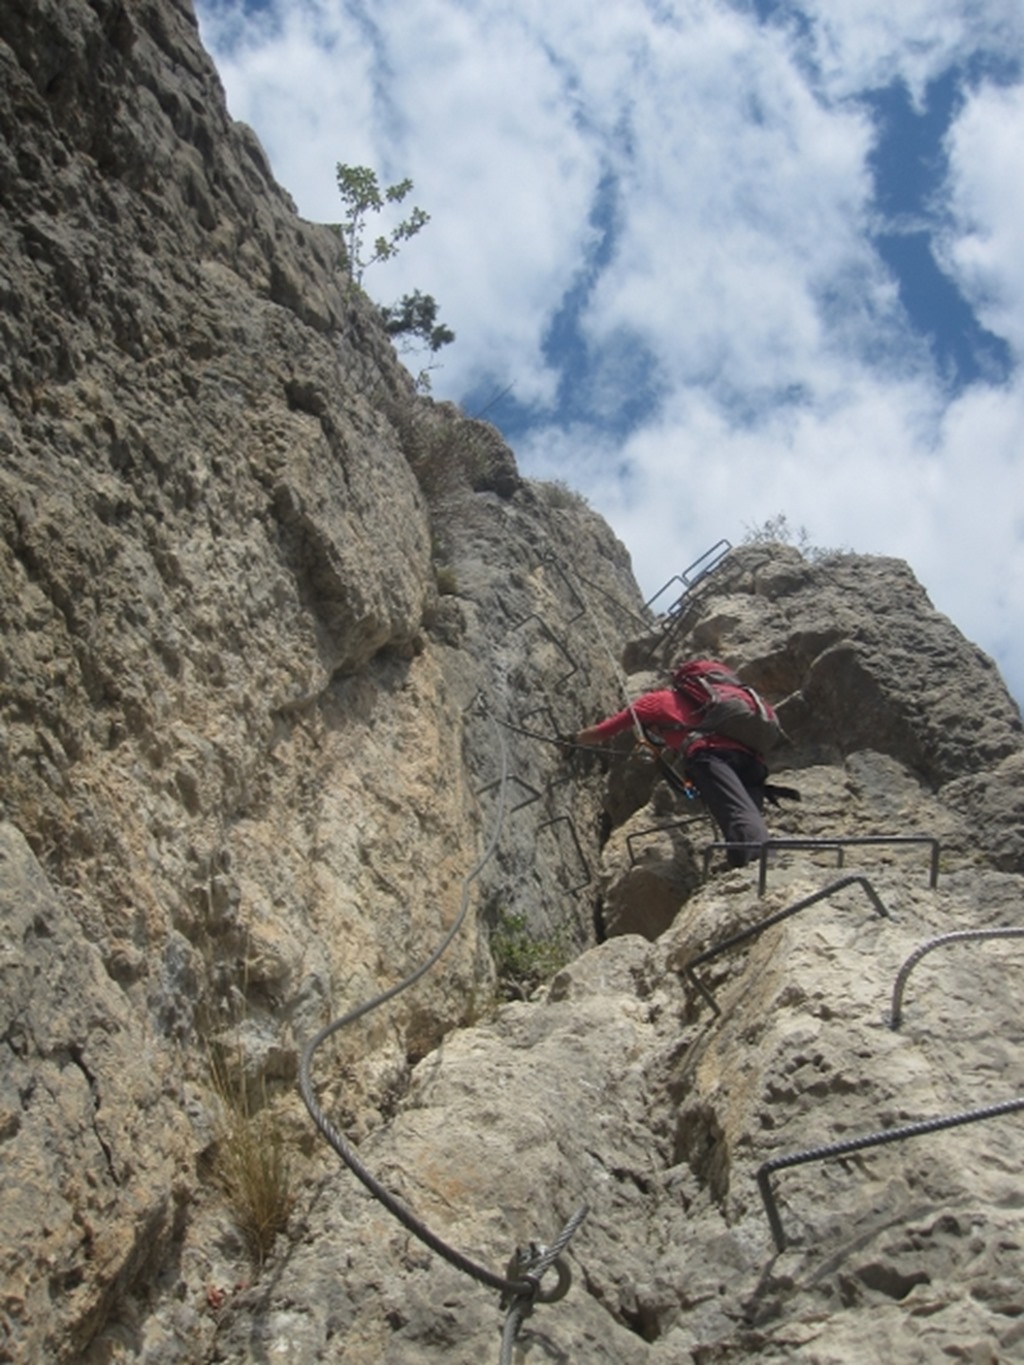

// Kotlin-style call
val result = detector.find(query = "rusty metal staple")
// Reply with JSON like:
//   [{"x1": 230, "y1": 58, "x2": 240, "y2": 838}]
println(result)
[{"x1": 508, "y1": 611, "x2": 582, "y2": 688}]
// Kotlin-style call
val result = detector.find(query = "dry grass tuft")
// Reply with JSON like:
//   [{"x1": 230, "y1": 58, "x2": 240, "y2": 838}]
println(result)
[{"x1": 208, "y1": 1053, "x2": 294, "y2": 1267}]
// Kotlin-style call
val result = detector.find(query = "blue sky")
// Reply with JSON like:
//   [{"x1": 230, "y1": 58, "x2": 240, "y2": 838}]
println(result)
[{"x1": 195, "y1": 0, "x2": 1024, "y2": 709}]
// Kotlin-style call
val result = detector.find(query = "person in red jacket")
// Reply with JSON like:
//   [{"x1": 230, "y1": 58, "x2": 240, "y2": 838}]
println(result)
[{"x1": 571, "y1": 676, "x2": 771, "y2": 868}]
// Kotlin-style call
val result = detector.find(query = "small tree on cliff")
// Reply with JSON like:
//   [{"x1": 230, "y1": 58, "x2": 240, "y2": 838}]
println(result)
[
  {"x1": 334, "y1": 163, "x2": 454, "y2": 371},
  {"x1": 335, "y1": 163, "x2": 429, "y2": 284},
  {"x1": 380, "y1": 289, "x2": 455, "y2": 354}
]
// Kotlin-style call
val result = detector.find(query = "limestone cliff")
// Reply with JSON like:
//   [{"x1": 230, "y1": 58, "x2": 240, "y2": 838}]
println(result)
[{"x1": 2, "y1": 3, "x2": 1023, "y2": 1363}]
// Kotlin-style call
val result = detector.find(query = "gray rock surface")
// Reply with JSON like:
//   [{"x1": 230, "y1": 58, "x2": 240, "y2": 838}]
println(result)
[
  {"x1": 2, "y1": 3, "x2": 1023, "y2": 1362},
  {"x1": 0, "y1": 822, "x2": 192, "y2": 1360}
]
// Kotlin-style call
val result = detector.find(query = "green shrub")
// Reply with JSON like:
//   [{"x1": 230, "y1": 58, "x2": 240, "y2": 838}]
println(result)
[
  {"x1": 435, "y1": 565, "x2": 458, "y2": 595},
  {"x1": 333, "y1": 164, "x2": 453, "y2": 369},
  {"x1": 334, "y1": 163, "x2": 429, "y2": 284},
  {"x1": 490, "y1": 910, "x2": 571, "y2": 1001},
  {"x1": 381, "y1": 289, "x2": 455, "y2": 353}
]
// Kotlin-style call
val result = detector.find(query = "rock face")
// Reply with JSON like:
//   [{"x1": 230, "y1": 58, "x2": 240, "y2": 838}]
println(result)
[{"x1": 2, "y1": 3, "x2": 1023, "y2": 1363}]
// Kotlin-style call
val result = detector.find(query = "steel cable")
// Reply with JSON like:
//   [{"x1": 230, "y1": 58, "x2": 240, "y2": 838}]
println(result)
[{"x1": 298, "y1": 707, "x2": 587, "y2": 1322}]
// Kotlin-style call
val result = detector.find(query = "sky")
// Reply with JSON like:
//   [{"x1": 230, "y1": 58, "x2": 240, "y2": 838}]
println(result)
[{"x1": 194, "y1": 0, "x2": 1024, "y2": 708}]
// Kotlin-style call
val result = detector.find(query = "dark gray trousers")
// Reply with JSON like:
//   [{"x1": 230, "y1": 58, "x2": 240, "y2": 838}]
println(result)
[{"x1": 687, "y1": 749, "x2": 770, "y2": 868}]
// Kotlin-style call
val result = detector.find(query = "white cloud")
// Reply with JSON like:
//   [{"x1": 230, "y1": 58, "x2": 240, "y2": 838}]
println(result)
[
  {"x1": 195, "y1": 0, "x2": 1024, "y2": 706},
  {"x1": 200, "y1": 3, "x2": 381, "y2": 176},
  {"x1": 785, "y1": 0, "x2": 1024, "y2": 103},
  {"x1": 943, "y1": 81, "x2": 1024, "y2": 356}
]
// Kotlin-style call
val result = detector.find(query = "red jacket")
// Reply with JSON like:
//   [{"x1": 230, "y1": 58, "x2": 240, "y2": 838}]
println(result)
[{"x1": 587, "y1": 688, "x2": 759, "y2": 759}]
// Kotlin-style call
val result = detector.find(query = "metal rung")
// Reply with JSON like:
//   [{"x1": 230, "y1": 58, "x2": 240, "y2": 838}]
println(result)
[
  {"x1": 645, "y1": 539, "x2": 731, "y2": 614},
  {"x1": 537, "y1": 553, "x2": 587, "y2": 625},
  {"x1": 702, "y1": 835, "x2": 942, "y2": 896},
  {"x1": 757, "y1": 1096, "x2": 1024, "y2": 1252},
  {"x1": 627, "y1": 815, "x2": 709, "y2": 865},
  {"x1": 510, "y1": 705, "x2": 578, "y2": 796},
  {"x1": 537, "y1": 815, "x2": 591, "y2": 894},
  {"x1": 475, "y1": 773, "x2": 544, "y2": 813},
  {"x1": 521, "y1": 702, "x2": 563, "y2": 732},
  {"x1": 508, "y1": 613, "x2": 581, "y2": 689},
  {"x1": 682, "y1": 875, "x2": 889, "y2": 1017},
  {"x1": 545, "y1": 555, "x2": 652, "y2": 631},
  {"x1": 890, "y1": 926, "x2": 1024, "y2": 1029}
]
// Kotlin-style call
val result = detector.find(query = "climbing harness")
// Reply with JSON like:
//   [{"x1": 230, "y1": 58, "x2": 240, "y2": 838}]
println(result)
[
  {"x1": 298, "y1": 710, "x2": 587, "y2": 1356},
  {"x1": 636, "y1": 725, "x2": 701, "y2": 798}
]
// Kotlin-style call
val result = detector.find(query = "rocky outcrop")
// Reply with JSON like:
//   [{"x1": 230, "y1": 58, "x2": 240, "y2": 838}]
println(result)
[{"x1": 2, "y1": 3, "x2": 1023, "y2": 1363}]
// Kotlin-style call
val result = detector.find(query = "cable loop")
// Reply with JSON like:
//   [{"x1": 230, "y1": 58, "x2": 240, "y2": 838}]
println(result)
[
  {"x1": 500, "y1": 1240, "x2": 574, "y2": 1309},
  {"x1": 498, "y1": 1205, "x2": 588, "y2": 1363}
]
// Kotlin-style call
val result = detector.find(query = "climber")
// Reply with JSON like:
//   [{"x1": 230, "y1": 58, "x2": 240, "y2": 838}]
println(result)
[{"x1": 568, "y1": 660, "x2": 776, "y2": 869}]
